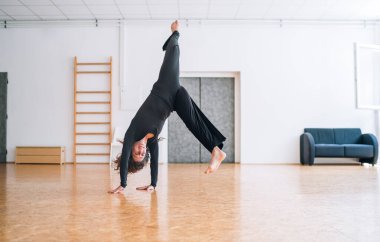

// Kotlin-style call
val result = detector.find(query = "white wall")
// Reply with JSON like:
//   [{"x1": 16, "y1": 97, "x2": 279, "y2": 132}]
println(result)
[
  {"x1": 0, "y1": 21, "x2": 377, "y2": 164},
  {"x1": 123, "y1": 22, "x2": 378, "y2": 164},
  {"x1": 0, "y1": 27, "x2": 122, "y2": 163}
]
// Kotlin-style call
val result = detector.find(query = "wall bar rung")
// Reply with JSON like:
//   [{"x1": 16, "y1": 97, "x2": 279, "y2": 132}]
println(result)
[
  {"x1": 76, "y1": 91, "x2": 110, "y2": 94},
  {"x1": 76, "y1": 101, "x2": 111, "y2": 104},
  {"x1": 76, "y1": 112, "x2": 110, "y2": 114},
  {"x1": 76, "y1": 143, "x2": 110, "y2": 145},
  {"x1": 76, "y1": 132, "x2": 110, "y2": 135},
  {"x1": 76, "y1": 153, "x2": 110, "y2": 156},
  {"x1": 77, "y1": 62, "x2": 111, "y2": 66},
  {"x1": 76, "y1": 122, "x2": 111, "y2": 125},
  {"x1": 77, "y1": 71, "x2": 111, "y2": 74}
]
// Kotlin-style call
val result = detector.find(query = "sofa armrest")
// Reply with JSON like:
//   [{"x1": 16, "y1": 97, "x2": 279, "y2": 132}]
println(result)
[
  {"x1": 361, "y1": 133, "x2": 378, "y2": 164},
  {"x1": 300, "y1": 132, "x2": 315, "y2": 165}
]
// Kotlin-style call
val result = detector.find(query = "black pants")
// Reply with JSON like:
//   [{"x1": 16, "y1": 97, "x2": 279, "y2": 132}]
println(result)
[
  {"x1": 156, "y1": 32, "x2": 225, "y2": 152},
  {"x1": 173, "y1": 86, "x2": 226, "y2": 153}
]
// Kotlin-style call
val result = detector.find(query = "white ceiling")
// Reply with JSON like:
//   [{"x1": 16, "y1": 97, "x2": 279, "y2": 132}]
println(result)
[{"x1": 0, "y1": 0, "x2": 379, "y2": 21}]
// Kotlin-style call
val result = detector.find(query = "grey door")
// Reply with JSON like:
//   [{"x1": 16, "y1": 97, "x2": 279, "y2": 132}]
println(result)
[
  {"x1": 168, "y1": 77, "x2": 201, "y2": 163},
  {"x1": 0, "y1": 73, "x2": 7, "y2": 163},
  {"x1": 168, "y1": 77, "x2": 235, "y2": 163},
  {"x1": 200, "y1": 78, "x2": 234, "y2": 163}
]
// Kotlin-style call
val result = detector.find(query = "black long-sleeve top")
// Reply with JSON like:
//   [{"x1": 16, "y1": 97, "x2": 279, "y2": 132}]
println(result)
[{"x1": 119, "y1": 31, "x2": 180, "y2": 188}]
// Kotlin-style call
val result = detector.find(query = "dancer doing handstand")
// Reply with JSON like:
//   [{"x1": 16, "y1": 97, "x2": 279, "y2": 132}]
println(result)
[{"x1": 109, "y1": 20, "x2": 226, "y2": 194}]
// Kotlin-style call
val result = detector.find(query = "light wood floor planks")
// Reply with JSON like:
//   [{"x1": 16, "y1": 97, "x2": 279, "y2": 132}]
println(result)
[{"x1": 0, "y1": 163, "x2": 379, "y2": 241}]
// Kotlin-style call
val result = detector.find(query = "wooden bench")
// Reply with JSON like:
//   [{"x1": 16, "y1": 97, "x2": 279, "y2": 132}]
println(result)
[{"x1": 15, "y1": 146, "x2": 65, "y2": 165}]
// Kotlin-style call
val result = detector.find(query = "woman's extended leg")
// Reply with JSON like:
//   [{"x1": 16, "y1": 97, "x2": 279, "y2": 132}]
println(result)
[
  {"x1": 157, "y1": 31, "x2": 180, "y2": 87},
  {"x1": 173, "y1": 86, "x2": 226, "y2": 173},
  {"x1": 151, "y1": 29, "x2": 181, "y2": 110}
]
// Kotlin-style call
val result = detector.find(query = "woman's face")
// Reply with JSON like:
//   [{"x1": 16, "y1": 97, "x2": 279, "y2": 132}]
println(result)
[{"x1": 132, "y1": 141, "x2": 146, "y2": 162}]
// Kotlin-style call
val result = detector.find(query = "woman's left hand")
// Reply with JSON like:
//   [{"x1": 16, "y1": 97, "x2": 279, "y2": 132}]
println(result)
[
  {"x1": 108, "y1": 185, "x2": 125, "y2": 194},
  {"x1": 136, "y1": 185, "x2": 155, "y2": 191}
]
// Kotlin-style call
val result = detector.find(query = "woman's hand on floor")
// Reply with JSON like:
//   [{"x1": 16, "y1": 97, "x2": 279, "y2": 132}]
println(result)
[
  {"x1": 136, "y1": 185, "x2": 155, "y2": 191},
  {"x1": 108, "y1": 185, "x2": 125, "y2": 194}
]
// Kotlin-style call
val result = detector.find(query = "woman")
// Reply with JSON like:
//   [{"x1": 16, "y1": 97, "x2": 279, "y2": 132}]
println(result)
[{"x1": 109, "y1": 20, "x2": 226, "y2": 194}]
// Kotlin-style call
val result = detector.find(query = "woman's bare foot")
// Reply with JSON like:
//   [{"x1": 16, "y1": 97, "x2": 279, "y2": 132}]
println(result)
[
  {"x1": 204, "y1": 146, "x2": 226, "y2": 174},
  {"x1": 171, "y1": 20, "x2": 179, "y2": 32},
  {"x1": 136, "y1": 185, "x2": 155, "y2": 191}
]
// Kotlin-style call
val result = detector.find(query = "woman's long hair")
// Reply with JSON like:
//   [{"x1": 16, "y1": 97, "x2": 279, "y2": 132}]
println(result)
[{"x1": 113, "y1": 137, "x2": 164, "y2": 174}]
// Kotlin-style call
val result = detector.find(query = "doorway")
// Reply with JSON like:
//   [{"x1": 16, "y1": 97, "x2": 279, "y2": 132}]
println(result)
[{"x1": 168, "y1": 77, "x2": 235, "y2": 163}]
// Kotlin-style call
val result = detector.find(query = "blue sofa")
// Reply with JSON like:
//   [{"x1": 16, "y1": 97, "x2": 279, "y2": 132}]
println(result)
[{"x1": 300, "y1": 128, "x2": 378, "y2": 165}]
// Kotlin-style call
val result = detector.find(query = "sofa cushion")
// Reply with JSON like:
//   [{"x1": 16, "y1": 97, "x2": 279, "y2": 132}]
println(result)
[
  {"x1": 305, "y1": 129, "x2": 334, "y2": 144},
  {"x1": 344, "y1": 144, "x2": 373, "y2": 158},
  {"x1": 315, "y1": 144, "x2": 344, "y2": 157},
  {"x1": 334, "y1": 128, "x2": 362, "y2": 144}
]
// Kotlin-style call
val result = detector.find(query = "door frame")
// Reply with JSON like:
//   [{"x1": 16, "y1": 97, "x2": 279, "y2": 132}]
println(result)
[
  {"x1": 178, "y1": 71, "x2": 241, "y2": 163},
  {"x1": 0, "y1": 73, "x2": 7, "y2": 163}
]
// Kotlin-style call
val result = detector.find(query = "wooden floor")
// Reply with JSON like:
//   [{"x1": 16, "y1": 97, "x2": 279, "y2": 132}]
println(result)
[{"x1": 0, "y1": 163, "x2": 379, "y2": 242}]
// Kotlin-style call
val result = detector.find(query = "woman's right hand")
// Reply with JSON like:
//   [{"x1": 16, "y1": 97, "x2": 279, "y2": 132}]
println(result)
[
  {"x1": 136, "y1": 185, "x2": 155, "y2": 191},
  {"x1": 171, "y1": 20, "x2": 179, "y2": 32},
  {"x1": 108, "y1": 185, "x2": 125, "y2": 194}
]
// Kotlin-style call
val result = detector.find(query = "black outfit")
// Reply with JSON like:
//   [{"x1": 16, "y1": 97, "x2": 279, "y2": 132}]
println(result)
[{"x1": 119, "y1": 31, "x2": 226, "y2": 188}]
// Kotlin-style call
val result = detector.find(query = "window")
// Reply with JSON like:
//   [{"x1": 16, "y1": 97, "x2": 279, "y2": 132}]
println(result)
[{"x1": 354, "y1": 43, "x2": 380, "y2": 110}]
